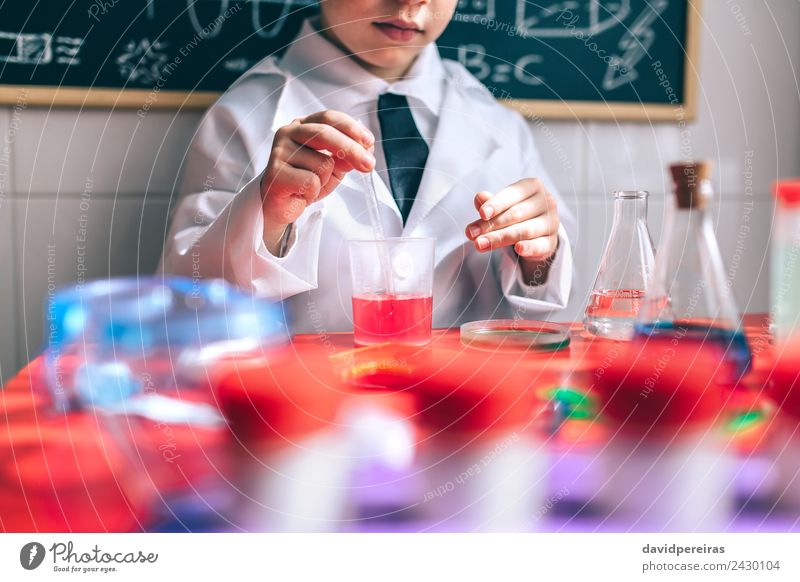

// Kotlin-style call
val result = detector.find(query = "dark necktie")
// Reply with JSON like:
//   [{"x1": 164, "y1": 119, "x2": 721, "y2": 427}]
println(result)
[{"x1": 377, "y1": 93, "x2": 430, "y2": 224}]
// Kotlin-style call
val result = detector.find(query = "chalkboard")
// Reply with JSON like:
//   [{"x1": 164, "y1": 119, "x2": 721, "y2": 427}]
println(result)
[{"x1": 0, "y1": 1, "x2": 700, "y2": 120}]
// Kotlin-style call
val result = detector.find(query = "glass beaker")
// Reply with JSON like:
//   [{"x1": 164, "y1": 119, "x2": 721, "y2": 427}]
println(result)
[
  {"x1": 349, "y1": 237, "x2": 435, "y2": 346},
  {"x1": 584, "y1": 190, "x2": 655, "y2": 340},
  {"x1": 635, "y1": 161, "x2": 752, "y2": 382}
]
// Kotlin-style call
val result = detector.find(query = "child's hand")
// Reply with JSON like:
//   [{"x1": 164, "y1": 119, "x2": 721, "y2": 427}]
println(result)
[
  {"x1": 260, "y1": 110, "x2": 376, "y2": 253},
  {"x1": 465, "y1": 178, "x2": 560, "y2": 284}
]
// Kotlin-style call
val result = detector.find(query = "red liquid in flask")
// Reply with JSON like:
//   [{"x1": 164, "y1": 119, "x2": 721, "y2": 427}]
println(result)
[
  {"x1": 352, "y1": 293, "x2": 433, "y2": 346},
  {"x1": 584, "y1": 289, "x2": 646, "y2": 339},
  {"x1": 586, "y1": 289, "x2": 645, "y2": 318}
]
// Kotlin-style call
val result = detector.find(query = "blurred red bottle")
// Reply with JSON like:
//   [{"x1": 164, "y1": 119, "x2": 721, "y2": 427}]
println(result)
[{"x1": 593, "y1": 339, "x2": 735, "y2": 531}]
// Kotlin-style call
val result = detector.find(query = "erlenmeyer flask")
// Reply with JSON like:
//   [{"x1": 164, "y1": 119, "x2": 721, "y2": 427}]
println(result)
[
  {"x1": 634, "y1": 161, "x2": 752, "y2": 381},
  {"x1": 584, "y1": 190, "x2": 656, "y2": 340}
]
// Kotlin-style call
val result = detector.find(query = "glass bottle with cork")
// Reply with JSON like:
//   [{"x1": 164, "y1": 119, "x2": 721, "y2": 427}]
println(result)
[{"x1": 635, "y1": 161, "x2": 752, "y2": 383}]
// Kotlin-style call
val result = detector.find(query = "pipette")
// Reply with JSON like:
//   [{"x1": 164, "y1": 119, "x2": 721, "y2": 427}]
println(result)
[{"x1": 360, "y1": 171, "x2": 396, "y2": 296}]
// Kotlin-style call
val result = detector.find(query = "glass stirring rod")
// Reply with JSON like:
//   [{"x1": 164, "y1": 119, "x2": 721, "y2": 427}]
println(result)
[{"x1": 359, "y1": 171, "x2": 396, "y2": 296}]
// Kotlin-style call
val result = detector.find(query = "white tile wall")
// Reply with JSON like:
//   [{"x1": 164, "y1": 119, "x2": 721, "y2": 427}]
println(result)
[
  {"x1": 530, "y1": 120, "x2": 586, "y2": 199},
  {"x1": 583, "y1": 123, "x2": 682, "y2": 199},
  {"x1": 1, "y1": 106, "x2": 12, "y2": 199},
  {"x1": 690, "y1": 0, "x2": 800, "y2": 196},
  {"x1": 712, "y1": 194, "x2": 774, "y2": 314},
  {"x1": 0, "y1": 200, "x2": 18, "y2": 381},
  {"x1": 14, "y1": 197, "x2": 170, "y2": 363},
  {"x1": 1, "y1": 107, "x2": 19, "y2": 381},
  {"x1": 13, "y1": 109, "x2": 202, "y2": 198}
]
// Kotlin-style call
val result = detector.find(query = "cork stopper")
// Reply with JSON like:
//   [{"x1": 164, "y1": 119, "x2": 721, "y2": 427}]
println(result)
[{"x1": 669, "y1": 161, "x2": 713, "y2": 209}]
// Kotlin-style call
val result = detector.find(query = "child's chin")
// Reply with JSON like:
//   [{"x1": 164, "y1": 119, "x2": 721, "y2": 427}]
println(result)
[{"x1": 364, "y1": 47, "x2": 423, "y2": 69}]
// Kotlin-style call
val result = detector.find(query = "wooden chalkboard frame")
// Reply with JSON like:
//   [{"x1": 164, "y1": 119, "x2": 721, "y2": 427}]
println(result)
[{"x1": 0, "y1": 1, "x2": 701, "y2": 122}]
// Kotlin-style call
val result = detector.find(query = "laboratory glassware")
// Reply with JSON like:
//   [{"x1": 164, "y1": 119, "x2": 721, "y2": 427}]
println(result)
[
  {"x1": 635, "y1": 161, "x2": 751, "y2": 382},
  {"x1": 43, "y1": 276, "x2": 288, "y2": 530},
  {"x1": 349, "y1": 237, "x2": 435, "y2": 346},
  {"x1": 584, "y1": 190, "x2": 656, "y2": 340}
]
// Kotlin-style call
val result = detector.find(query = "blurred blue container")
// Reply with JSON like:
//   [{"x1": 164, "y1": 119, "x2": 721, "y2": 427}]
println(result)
[
  {"x1": 41, "y1": 276, "x2": 289, "y2": 531},
  {"x1": 44, "y1": 276, "x2": 288, "y2": 413}
]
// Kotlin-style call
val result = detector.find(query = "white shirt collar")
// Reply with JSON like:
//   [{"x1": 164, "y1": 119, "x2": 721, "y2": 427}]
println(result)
[{"x1": 280, "y1": 18, "x2": 446, "y2": 117}]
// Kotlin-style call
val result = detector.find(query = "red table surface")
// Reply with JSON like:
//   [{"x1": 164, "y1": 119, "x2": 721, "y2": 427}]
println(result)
[{"x1": 0, "y1": 315, "x2": 784, "y2": 532}]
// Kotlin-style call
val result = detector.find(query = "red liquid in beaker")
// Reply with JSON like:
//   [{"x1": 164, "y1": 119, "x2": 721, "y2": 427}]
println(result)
[{"x1": 352, "y1": 293, "x2": 432, "y2": 346}]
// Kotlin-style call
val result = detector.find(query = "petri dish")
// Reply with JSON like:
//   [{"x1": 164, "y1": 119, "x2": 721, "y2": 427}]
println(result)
[{"x1": 460, "y1": 320, "x2": 571, "y2": 352}]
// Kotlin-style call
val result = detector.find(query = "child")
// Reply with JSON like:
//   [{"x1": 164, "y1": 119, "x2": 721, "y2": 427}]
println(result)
[{"x1": 160, "y1": 0, "x2": 575, "y2": 334}]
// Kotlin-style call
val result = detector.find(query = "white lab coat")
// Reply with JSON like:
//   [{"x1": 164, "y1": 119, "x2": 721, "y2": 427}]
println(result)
[{"x1": 160, "y1": 45, "x2": 575, "y2": 335}]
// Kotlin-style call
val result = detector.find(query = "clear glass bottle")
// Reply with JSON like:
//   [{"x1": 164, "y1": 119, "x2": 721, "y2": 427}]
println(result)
[
  {"x1": 584, "y1": 190, "x2": 656, "y2": 340},
  {"x1": 771, "y1": 180, "x2": 800, "y2": 344},
  {"x1": 635, "y1": 161, "x2": 752, "y2": 381}
]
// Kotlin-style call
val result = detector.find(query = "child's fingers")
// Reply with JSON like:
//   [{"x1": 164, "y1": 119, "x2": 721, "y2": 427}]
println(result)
[
  {"x1": 286, "y1": 147, "x2": 352, "y2": 199},
  {"x1": 473, "y1": 217, "x2": 552, "y2": 252},
  {"x1": 265, "y1": 163, "x2": 323, "y2": 201},
  {"x1": 287, "y1": 145, "x2": 357, "y2": 183},
  {"x1": 318, "y1": 168, "x2": 348, "y2": 200},
  {"x1": 285, "y1": 145, "x2": 338, "y2": 180},
  {"x1": 301, "y1": 110, "x2": 375, "y2": 149},
  {"x1": 473, "y1": 190, "x2": 493, "y2": 212},
  {"x1": 263, "y1": 193, "x2": 308, "y2": 227},
  {"x1": 289, "y1": 123, "x2": 375, "y2": 172},
  {"x1": 515, "y1": 235, "x2": 559, "y2": 260},
  {"x1": 465, "y1": 196, "x2": 546, "y2": 239},
  {"x1": 478, "y1": 178, "x2": 542, "y2": 220}
]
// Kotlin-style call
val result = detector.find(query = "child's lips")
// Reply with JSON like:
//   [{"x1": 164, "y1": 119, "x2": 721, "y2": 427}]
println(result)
[{"x1": 373, "y1": 21, "x2": 424, "y2": 42}]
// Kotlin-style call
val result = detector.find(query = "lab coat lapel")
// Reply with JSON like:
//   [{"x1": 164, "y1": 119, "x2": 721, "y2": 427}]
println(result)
[
  {"x1": 404, "y1": 82, "x2": 507, "y2": 266},
  {"x1": 404, "y1": 83, "x2": 502, "y2": 235}
]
